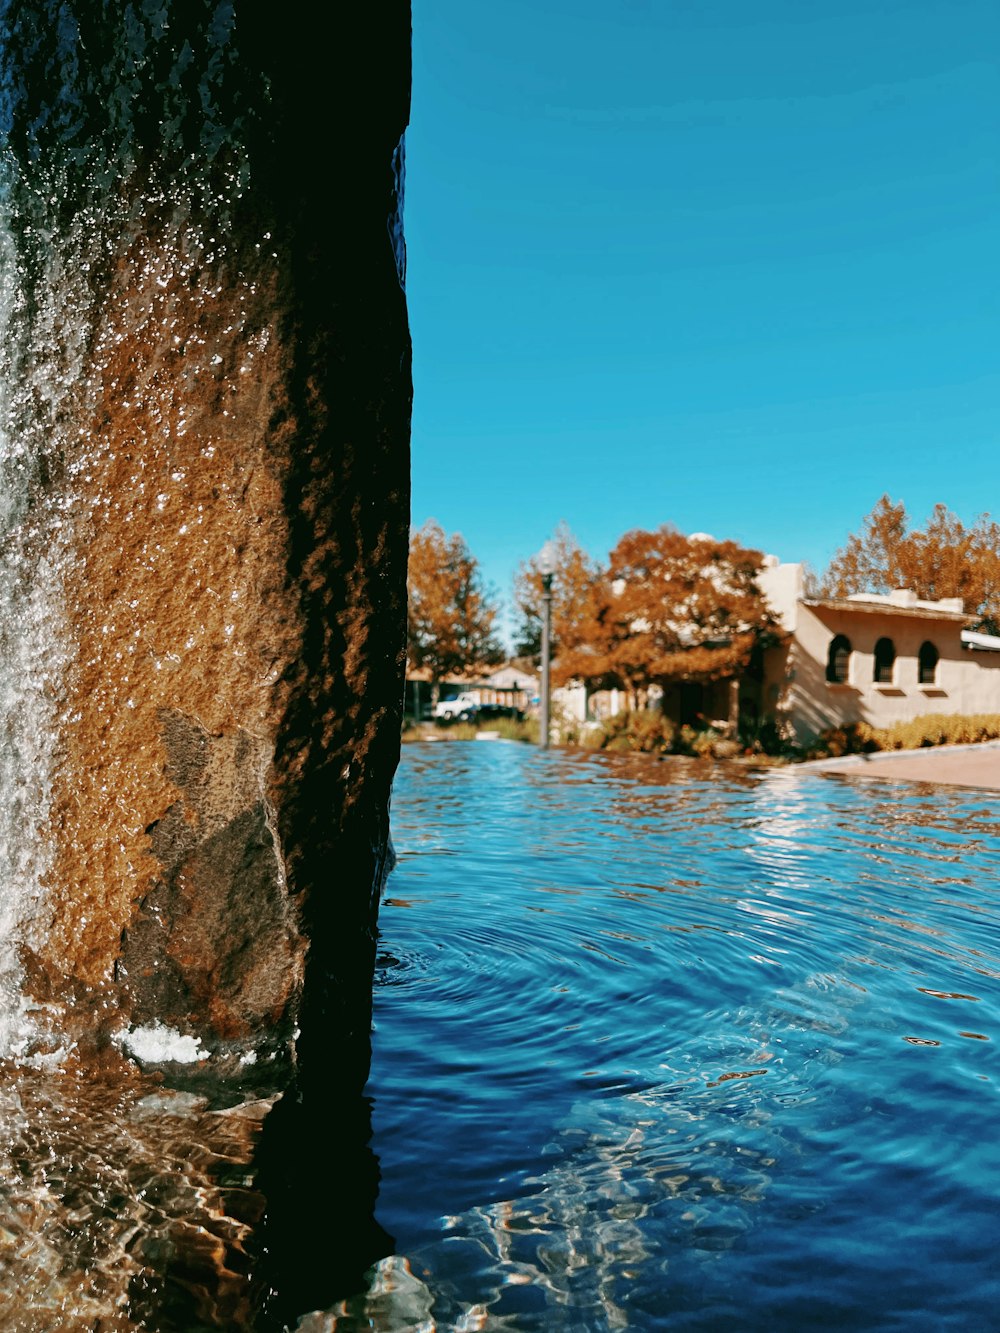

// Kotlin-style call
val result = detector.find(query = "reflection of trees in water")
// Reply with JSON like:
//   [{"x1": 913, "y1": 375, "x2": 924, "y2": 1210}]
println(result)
[{"x1": 322, "y1": 1089, "x2": 778, "y2": 1331}]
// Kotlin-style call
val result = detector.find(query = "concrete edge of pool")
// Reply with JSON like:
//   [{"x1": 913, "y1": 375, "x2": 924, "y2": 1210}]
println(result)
[{"x1": 803, "y1": 738, "x2": 1000, "y2": 790}]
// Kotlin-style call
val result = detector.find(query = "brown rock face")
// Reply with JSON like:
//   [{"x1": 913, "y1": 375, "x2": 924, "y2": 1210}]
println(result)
[
  {"x1": 0, "y1": 3, "x2": 411, "y2": 1077},
  {"x1": 120, "y1": 714, "x2": 298, "y2": 1044}
]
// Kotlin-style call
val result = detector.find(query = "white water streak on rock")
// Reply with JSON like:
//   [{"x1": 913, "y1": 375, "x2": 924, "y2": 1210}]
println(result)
[{"x1": 0, "y1": 157, "x2": 94, "y2": 1057}]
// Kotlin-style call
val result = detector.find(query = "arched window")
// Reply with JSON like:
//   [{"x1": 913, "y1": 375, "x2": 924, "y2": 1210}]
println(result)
[
  {"x1": 826, "y1": 634, "x2": 852, "y2": 683},
  {"x1": 874, "y1": 637, "x2": 896, "y2": 684},
  {"x1": 919, "y1": 640, "x2": 939, "y2": 685}
]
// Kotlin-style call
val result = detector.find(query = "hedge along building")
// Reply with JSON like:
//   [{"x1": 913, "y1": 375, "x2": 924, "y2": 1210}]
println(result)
[{"x1": 756, "y1": 563, "x2": 1000, "y2": 744}]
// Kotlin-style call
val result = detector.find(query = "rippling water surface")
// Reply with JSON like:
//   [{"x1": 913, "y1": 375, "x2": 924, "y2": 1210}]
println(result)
[{"x1": 336, "y1": 743, "x2": 1000, "y2": 1331}]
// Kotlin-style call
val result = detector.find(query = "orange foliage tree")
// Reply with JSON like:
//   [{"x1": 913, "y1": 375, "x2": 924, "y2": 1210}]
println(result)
[
  {"x1": 407, "y1": 520, "x2": 503, "y2": 702},
  {"x1": 558, "y1": 527, "x2": 780, "y2": 705},
  {"x1": 820, "y1": 496, "x2": 1000, "y2": 631},
  {"x1": 512, "y1": 523, "x2": 607, "y2": 667}
]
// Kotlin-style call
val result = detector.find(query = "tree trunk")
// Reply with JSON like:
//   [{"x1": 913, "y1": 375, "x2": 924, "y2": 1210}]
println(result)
[{"x1": 728, "y1": 678, "x2": 740, "y2": 735}]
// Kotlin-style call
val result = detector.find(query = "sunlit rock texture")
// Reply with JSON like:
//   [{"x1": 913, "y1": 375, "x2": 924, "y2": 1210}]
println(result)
[{"x1": 0, "y1": 2, "x2": 411, "y2": 1075}]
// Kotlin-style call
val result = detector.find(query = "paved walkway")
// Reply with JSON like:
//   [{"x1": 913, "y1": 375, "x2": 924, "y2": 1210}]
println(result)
[{"x1": 803, "y1": 740, "x2": 1000, "y2": 791}]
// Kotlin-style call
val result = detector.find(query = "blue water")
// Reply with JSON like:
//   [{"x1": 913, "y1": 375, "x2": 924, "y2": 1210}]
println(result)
[{"x1": 361, "y1": 743, "x2": 1000, "y2": 1331}]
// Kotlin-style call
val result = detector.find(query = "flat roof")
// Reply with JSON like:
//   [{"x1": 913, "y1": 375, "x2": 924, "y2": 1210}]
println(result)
[{"x1": 803, "y1": 597, "x2": 967, "y2": 623}]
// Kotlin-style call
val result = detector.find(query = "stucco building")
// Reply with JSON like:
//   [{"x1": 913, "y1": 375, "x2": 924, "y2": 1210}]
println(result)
[{"x1": 756, "y1": 562, "x2": 1000, "y2": 744}]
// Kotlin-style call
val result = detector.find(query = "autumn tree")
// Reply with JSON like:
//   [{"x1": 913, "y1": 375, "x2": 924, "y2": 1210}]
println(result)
[
  {"x1": 407, "y1": 520, "x2": 503, "y2": 703},
  {"x1": 559, "y1": 527, "x2": 779, "y2": 705},
  {"x1": 819, "y1": 495, "x2": 910, "y2": 595},
  {"x1": 511, "y1": 522, "x2": 607, "y2": 669},
  {"x1": 821, "y1": 496, "x2": 1000, "y2": 631}
]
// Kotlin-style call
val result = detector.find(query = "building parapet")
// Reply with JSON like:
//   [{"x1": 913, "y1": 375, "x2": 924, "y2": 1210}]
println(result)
[{"x1": 803, "y1": 594, "x2": 966, "y2": 621}]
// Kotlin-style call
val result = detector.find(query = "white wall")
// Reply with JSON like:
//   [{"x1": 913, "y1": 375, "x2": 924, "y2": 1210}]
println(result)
[
  {"x1": 553, "y1": 682, "x2": 588, "y2": 723},
  {"x1": 772, "y1": 602, "x2": 1000, "y2": 742},
  {"x1": 757, "y1": 560, "x2": 804, "y2": 632}
]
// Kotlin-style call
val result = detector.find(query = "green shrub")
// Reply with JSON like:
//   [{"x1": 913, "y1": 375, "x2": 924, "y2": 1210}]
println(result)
[
  {"x1": 807, "y1": 722, "x2": 877, "y2": 757},
  {"x1": 585, "y1": 708, "x2": 734, "y2": 757},
  {"x1": 688, "y1": 729, "x2": 719, "y2": 759},
  {"x1": 400, "y1": 716, "x2": 537, "y2": 744},
  {"x1": 604, "y1": 734, "x2": 633, "y2": 752},
  {"x1": 493, "y1": 715, "x2": 538, "y2": 743},
  {"x1": 630, "y1": 709, "x2": 679, "y2": 753},
  {"x1": 573, "y1": 708, "x2": 800, "y2": 761},
  {"x1": 738, "y1": 713, "x2": 794, "y2": 757},
  {"x1": 597, "y1": 712, "x2": 629, "y2": 743},
  {"x1": 446, "y1": 721, "x2": 479, "y2": 740},
  {"x1": 577, "y1": 722, "x2": 609, "y2": 750},
  {"x1": 594, "y1": 709, "x2": 679, "y2": 753}
]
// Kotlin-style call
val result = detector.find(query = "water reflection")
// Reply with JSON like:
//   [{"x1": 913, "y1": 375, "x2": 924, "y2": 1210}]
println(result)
[
  {"x1": 252, "y1": 1084, "x2": 393, "y2": 1331},
  {"x1": 0, "y1": 745, "x2": 998, "y2": 1328},
  {"x1": 0, "y1": 1054, "x2": 392, "y2": 1330},
  {"x1": 340, "y1": 745, "x2": 1000, "y2": 1331}
]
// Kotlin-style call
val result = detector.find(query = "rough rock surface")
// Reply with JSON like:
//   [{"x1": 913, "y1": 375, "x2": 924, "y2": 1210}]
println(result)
[{"x1": 0, "y1": 2, "x2": 412, "y2": 1074}]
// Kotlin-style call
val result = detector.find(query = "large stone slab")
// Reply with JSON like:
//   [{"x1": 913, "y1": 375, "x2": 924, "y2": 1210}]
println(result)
[{"x1": 0, "y1": 2, "x2": 411, "y2": 1081}]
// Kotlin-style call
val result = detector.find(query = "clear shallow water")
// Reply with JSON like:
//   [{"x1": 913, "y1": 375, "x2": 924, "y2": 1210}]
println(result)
[
  {"x1": 0, "y1": 1063, "x2": 270, "y2": 1331},
  {"x1": 342, "y1": 744, "x2": 1000, "y2": 1331}
]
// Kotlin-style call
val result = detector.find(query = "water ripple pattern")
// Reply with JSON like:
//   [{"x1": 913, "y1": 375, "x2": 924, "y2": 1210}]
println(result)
[{"x1": 336, "y1": 745, "x2": 1000, "y2": 1331}]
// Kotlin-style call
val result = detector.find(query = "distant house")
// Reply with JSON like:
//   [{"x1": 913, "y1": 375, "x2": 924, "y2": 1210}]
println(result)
[
  {"x1": 755, "y1": 562, "x2": 1000, "y2": 744},
  {"x1": 482, "y1": 663, "x2": 538, "y2": 707},
  {"x1": 578, "y1": 560, "x2": 1000, "y2": 744},
  {"x1": 404, "y1": 662, "x2": 538, "y2": 718},
  {"x1": 408, "y1": 568, "x2": 1000, "y2": 743}
]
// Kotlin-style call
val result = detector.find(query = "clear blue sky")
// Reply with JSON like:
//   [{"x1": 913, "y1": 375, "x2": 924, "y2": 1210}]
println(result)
[{"x1": 407, "y1": 0, "x2": 999, "y2": 628}]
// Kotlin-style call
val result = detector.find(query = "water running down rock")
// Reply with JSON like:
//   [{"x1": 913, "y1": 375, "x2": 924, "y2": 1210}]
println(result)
[
  {"x1": 0, "y1": 2, "x2": 411, "y2": 1084},
  {"x1": 0, "y1": 3, "x2": 412, "y2": 1325}
]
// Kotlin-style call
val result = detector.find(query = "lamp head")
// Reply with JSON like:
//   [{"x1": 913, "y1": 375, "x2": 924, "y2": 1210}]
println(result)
[{"x1": 537, "y1": 540, "x2": 557, "y2": 579}]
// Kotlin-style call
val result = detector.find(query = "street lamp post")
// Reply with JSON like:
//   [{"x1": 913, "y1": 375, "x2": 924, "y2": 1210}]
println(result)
[{"x1": 537, "y1": 541, "x2": 556, "y2": 749}]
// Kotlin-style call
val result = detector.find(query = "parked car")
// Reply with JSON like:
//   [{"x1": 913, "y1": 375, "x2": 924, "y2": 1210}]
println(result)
[
  {"x1": 433, "y1": 692, "x2": 479, "y2": 721},
  {"x1": 476, "y1": 702, "x2": 524, "y2": 721}
]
